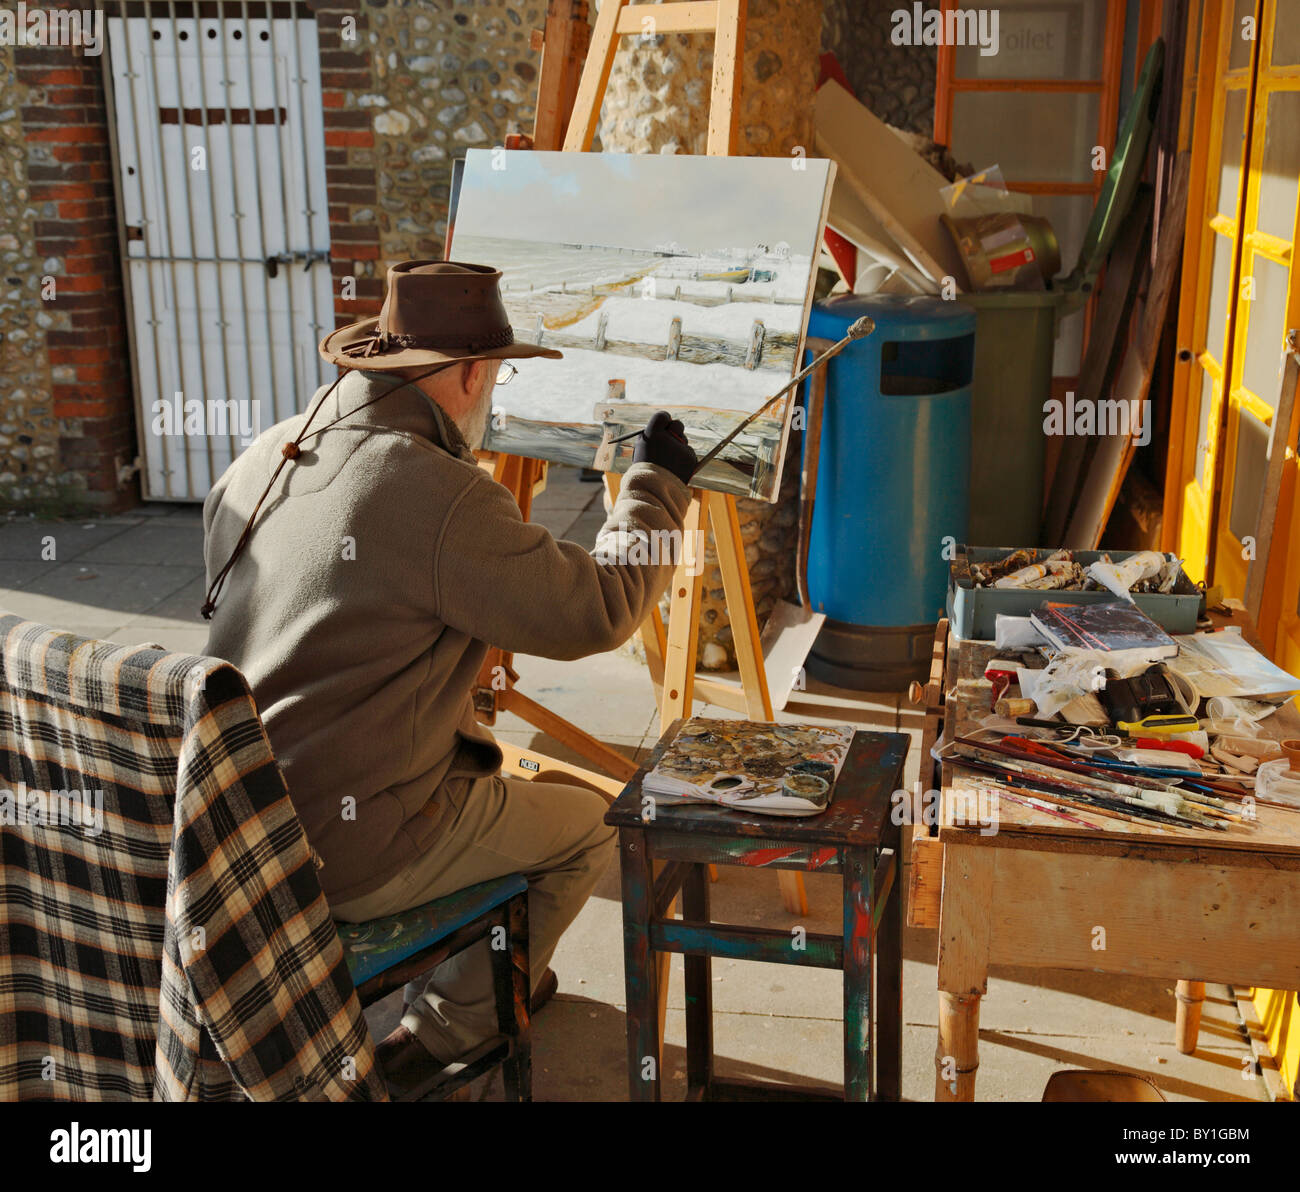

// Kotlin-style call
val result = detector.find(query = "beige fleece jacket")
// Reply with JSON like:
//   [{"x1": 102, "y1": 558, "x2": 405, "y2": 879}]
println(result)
[{"x1": 202, "y1": 368, "x2": 690, "y2": 902}]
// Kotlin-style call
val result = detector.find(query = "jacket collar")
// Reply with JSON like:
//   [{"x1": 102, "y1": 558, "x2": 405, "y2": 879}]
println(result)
[{"x1": 320, "y1": 368, "x2": 478, "y2": 464}]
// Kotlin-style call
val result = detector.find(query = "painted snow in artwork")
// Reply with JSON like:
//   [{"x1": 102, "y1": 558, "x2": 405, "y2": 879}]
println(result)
[{"x1": 450, "y1": 149, "x2": 833, "y2": 499}]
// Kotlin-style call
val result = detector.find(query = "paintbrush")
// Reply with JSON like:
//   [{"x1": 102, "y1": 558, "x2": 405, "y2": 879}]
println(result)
[
  {"x1": 991, "y1": 786, "x2": 1103, "y2": 831},
  {"x1": 598, "y1": 318, "x2": 878, "y2": 469},
  {"x1": 952, "y1": 745, "x2": 1226, "y2": 829},
  {"x1": 953, "y1": 759, "x2": 1176, "y2": 831},
  {"x1": 961, "y1": 737, "x2": 1239, "y2": 817},
  {"x1": 687, "y1": 315, "x2": 876, "y2": 479}
]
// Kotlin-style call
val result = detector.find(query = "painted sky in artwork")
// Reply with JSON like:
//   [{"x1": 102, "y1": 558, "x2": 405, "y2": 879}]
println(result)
[{"x1": 455, "y1": 149, "x2": 830, "y2": 255}]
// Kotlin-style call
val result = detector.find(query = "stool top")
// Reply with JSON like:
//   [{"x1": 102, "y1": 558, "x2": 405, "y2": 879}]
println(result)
[{"x1": 605, "y1": 726, "x2": 908, "y2": 846}]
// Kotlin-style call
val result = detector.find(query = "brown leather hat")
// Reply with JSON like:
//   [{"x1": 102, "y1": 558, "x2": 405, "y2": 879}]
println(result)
[{"x1": 319, "y1": 259, "x2": 562, "y2": 370}]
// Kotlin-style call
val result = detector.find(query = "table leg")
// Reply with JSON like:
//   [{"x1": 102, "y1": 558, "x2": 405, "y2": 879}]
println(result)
[
  {"x1": 682, "y1": 862, "x2": 713, "y2": 1099},
  {"x1": 619, "y1": 828, "x2": 661, "y2": 1101},
  {"x1": 1175, "y1": 979, "x2": 1205, "y2": 1054},
  {"x1": 876, "y1": 840, "x2": 903, "y2": 1101},
  {"x1": 843, "y1": 847, "x2": 875, "y2": 1101},
  {"x1": 936, "y1": 992, "x2": 982, "y2": 1102},
  {"x1": 935, "y1": 842, "x2": 993, "y2": 1102}
]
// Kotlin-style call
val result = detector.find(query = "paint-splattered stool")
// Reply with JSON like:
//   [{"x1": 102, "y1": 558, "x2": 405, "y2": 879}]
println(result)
[{"x1": 605, "y1": 725, "x2": 909, "y2": 1102}]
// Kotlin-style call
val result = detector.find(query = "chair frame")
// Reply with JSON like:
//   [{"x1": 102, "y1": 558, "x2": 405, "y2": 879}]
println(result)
[{"x1": 350, "y1": 888, "x2": 532, "y2": 1102}]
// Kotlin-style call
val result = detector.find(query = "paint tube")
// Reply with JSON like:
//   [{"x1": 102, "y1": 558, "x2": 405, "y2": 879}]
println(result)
[
  {"x1": 1085, "y1": 551, "x2": 1165, "y2": 601},
  {"x1": 1255, "y1": 758, "x2": 1300, "y2": 808},
  {"x1": 993, "y1": 556, "x2": 1076, "y2": 590}
]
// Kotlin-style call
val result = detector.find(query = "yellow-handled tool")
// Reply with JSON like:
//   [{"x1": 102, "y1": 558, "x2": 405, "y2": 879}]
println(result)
[{"x1": 1116, "y1": 714, "x2": 1199, "y2": 737}]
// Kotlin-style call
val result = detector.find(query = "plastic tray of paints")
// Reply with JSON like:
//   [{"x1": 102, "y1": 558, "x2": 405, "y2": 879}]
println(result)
[{"x1": 947, "y1": 545, "x2": 1203, "y2": 641}]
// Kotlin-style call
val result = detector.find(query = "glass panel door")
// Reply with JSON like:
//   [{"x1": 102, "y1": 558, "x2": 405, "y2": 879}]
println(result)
[
  {"x1": 1172, "y1": 0, "x2": 1258, "y2": 581},
  {"x1": 1215, "y1": 0, "x2": 1299, "y2": 621}
]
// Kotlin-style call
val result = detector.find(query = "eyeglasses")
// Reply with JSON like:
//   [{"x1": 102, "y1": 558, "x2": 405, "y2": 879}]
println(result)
[{"x1": 495, "y1": 362, "x2": 518, "y2": 386}]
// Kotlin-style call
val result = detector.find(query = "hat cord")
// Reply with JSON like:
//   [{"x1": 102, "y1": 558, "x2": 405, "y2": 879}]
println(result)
[{"x1": 199, "y1": 360, "x2": 462, "y2": 620}]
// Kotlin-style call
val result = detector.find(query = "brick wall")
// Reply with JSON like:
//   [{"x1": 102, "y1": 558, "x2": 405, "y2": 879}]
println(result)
[
  {"x1": 17, "y1": 35, "x2": 135, "y2": 510},
  {"x1": 311, "y1": 1, "x2": 384, "y2": 326}
]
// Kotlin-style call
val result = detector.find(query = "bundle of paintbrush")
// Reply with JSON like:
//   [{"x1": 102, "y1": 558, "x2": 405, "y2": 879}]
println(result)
[{"x1": 948, "y1": 736, "x2": 1249, "y2": 831}]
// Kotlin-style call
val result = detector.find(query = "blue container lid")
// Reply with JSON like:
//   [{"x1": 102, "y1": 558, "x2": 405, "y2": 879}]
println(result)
[{"x1": 809, "y1": 293, "x2": 976, "y2": 342}]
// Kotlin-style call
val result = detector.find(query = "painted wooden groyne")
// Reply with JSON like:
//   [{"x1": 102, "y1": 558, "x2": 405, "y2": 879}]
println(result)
[{"x1": 512, "y1": 315, "x2": 798, "y2": 371}]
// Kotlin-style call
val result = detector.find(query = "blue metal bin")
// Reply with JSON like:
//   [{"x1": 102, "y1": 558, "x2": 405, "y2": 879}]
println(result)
[{"x1": 803, "y1": 294, "x2": 975, "y2": 690}]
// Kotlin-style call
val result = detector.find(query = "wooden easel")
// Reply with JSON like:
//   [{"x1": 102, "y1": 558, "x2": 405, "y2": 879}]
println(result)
[{"x1": 474, "y1": 0, "x2": 809, "y2": 915}]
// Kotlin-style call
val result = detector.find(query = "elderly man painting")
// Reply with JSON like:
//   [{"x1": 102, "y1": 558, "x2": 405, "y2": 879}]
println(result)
[{"x1": 201, "y1": 260, "x2": 696, "y2": 1093}]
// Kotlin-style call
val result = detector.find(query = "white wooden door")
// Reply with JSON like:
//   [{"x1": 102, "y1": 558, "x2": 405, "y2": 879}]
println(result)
[{"x1": 107, "y1": 6, "x2": 333, "y2": 499}]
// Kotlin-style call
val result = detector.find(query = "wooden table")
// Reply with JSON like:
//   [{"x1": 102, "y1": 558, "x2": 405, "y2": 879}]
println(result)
[
  {"x1": 930, "y1": 630, "x2": 1300, "y2": 1101},
  {"x1": 605, "y1": 725, "x2": 909, "y2": 1102}
]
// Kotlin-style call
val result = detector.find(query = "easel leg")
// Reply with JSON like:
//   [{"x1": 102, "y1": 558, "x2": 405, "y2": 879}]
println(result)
[
  {"x1": 707, "y1": 491, "x2": 807, "y2": 915},
  {"x1": 659, "y1": 493, "x2": 707, "y2": 731}
]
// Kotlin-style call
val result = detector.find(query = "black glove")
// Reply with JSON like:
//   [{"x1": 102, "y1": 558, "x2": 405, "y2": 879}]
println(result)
[{"x1": 633, "y1": 410, "x2": 697, "y2": 486}]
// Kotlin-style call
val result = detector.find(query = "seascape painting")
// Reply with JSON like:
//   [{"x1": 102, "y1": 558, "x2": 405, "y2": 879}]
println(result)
[{"x1": 449, "y1": 150, "x2": 834, "y2": 499}]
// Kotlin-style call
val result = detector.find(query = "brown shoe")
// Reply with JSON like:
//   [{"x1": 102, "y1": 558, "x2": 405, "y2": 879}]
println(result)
[
  {"x1": 531, "y1": 967, "x2": 559, "y2": 1015},
  {"x1": 375, "y1": 1024, "x2": 469, "y2": 1100}
]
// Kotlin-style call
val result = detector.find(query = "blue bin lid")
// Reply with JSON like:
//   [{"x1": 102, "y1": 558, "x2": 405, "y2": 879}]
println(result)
[{"x1": 808, "y1": 293, "x2": 975, "y2": 342}]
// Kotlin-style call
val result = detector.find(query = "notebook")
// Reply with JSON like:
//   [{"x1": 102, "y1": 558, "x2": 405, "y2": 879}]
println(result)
[{"x1": 1030, "y1": 601, "x2": 1179, "y2": 659}]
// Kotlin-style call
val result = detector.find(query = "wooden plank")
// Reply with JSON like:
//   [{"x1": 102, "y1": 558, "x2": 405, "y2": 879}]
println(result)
[
  {"x1": 618, "y1": 828, "x2": 662, "y2": 1100},
  {"x1": 498, "y1": 742, "x2": 625, "y2": 799},
  {"x1": 706, "y1": 0, "x2": 744, "y2": 156},
  {"x1": 1175, "y1": 978, "x2": 1205, "y2": 1054},
  {"x1": 532, "y1": 0, "x2": 589, "y2": 152},
  {"x1": 814, "y1": 81, "x2": 965, "y2": 287},
  {"x1": 653, "y1": 919, "x2": 843, "y2": 968},
  {"x1": 606, "y1": 471, "x2": 667, "y2": 702},
  {"x1": 499, "y1": 688, "x2": 638, "y2": 783},
  {"x1": 615, "y1": 1, "x2": 718, "y2": 36},
  {"x1": 1232, "y1": 985, "x2": 1291, "y2": 1102},
  {"x1": 648, "y1": 831, "x2": 842, "y2": 872},
  {"x1": 1043, "y1": 186, "x2": 1153, "y2": 544},
  {"x1": 842, "y1": 847, "x2": 875, "y2": 1101},
  {"x1": 934, "y1": 842, "x2": 994, "y2": 1102},
  {"x1": 1243, "y1": 345, "x2": 1300, "y2": 624},
  {"x1": 705, "y1": 491, "x2": 773, "y2": 721},
  {"x1": 659, "y1": 494, "x2": 707, "y2": 733},
  {"x1": 906, "y1": 620, "x2": 949, "y2": 930},
  {"x1": 984, "y1": 848, "x2": 1300, "y2": 988},
  {"x1": 1065, "y1": 150, "x2": 1192, "y2": 547},
  {"x1": 561, "y1": 0, "x2": 627, "y2": 151},
  {"x1": 825, "y1": 175, "x2": 934, "y2": 289},
  {"x1": 757, "y1": 600, "x2": 825, "y2": 713}
]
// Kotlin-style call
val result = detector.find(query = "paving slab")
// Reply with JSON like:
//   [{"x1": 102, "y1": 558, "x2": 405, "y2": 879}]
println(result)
[
  {"x1": 0, "y1": 518, "x2": 136, "y2": 563},
  {"x1": 77, "y1": 521, "x2": 206, "y2": 569},
  {"x1": 7, "y1": 562, "x2": 202, "y2": 631}
]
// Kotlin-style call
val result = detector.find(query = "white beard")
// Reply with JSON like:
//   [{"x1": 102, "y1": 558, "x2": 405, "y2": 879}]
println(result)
[{"x1": 452, "y1": 378, "x2": 495, "y2": 450}]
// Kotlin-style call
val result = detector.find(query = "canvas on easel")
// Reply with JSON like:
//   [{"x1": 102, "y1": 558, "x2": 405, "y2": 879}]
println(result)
[{"x1": 449, "y1": 149, "x2": 833, "y2": 502}]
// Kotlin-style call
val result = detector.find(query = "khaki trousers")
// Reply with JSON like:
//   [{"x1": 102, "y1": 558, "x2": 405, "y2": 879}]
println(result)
[{"x1": 331, "y1": 772, "x2": 616, "y2": 1064}]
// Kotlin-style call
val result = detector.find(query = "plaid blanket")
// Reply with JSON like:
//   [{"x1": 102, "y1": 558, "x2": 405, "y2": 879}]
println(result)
[{"x1": 0, "y1": 615, "x2": 387, "y2": 1101}]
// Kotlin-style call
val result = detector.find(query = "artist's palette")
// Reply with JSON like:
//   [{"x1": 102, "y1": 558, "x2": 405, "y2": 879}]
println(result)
[{"x1": 648, "y1": 718, "x2": 854, "y2": 813}]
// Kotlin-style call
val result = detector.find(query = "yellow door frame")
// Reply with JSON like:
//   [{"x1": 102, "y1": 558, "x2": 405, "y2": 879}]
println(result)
[{"x1": 1165, "y1": 0, "x2": 1260, "y2": 583}]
